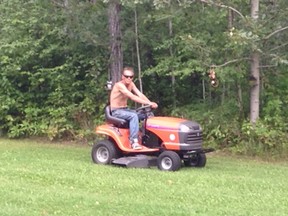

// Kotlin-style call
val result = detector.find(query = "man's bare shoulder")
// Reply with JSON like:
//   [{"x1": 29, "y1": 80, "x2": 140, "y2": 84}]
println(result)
[
  {"x1": 115, "y1": 81, "x2": 124, "y2": 86},
  {"x1": 110, "y1": 81, "x2": 121, "y2": 90}
]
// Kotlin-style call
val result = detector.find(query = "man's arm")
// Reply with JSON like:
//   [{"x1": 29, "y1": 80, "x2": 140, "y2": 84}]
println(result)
[
  {"x1": 131, "y1": 83, "x2": 151, "y2": 103},
  {"x1": 131, "y1": 83, "x2": 158, "y2": 109}
]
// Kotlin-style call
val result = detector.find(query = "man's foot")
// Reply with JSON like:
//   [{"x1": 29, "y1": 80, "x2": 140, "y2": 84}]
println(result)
[{"x1": 132, "y1": 142, "x2": 142, "y2": 150}]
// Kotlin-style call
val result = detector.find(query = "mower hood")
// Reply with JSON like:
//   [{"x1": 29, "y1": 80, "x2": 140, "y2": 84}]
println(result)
[{"x1": 146, "y1": 116, "x2": 200, "y2": 131}]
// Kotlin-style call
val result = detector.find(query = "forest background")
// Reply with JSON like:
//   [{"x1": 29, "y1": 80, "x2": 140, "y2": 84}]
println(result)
[{"x1": 0, "y1": 0, "x2": 287, "y2": 158}]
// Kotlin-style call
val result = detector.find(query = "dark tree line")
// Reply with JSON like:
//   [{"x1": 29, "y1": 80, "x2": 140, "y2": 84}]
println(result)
[{"x1": 0, "y1": 0, "x2": 287, "y2": 157}]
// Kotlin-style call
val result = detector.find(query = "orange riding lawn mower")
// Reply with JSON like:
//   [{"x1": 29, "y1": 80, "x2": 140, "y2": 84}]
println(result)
[{"x1": 91, "y1": 104, "x2": 214, "y2": 171}]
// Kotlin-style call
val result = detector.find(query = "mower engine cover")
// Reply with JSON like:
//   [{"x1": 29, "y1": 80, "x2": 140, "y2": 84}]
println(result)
[{"x1": 145, "y1": 116, "x2": 202, "y2": 151}]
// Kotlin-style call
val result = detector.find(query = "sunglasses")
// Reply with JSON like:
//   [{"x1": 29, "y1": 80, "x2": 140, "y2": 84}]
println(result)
[{"x1": 123, "y1": 75, "x2": 134, "y2": 79}]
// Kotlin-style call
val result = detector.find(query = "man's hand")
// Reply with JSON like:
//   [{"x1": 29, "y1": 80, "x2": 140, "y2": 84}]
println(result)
[{"x1": 149, "y1": 102, "x2": 158, "y2": 109}]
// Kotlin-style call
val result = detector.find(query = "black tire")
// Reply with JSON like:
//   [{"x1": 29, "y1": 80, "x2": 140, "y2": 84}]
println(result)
[
  {"x1": 184, "y1": 153, "x2": 206, "y2": 167},
  {"x1": 91, "y1": 140, "x2": 119, "y2": 165},
  {"x1": 157, "y1": 151, "x2": 181, "y2": 171}
]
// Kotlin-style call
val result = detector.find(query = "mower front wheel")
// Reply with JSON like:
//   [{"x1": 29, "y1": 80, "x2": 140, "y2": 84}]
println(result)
[
  {"x1": 184, "y1": 153, "x2": 206, "y2": 167},
  {"x1": 91, "y1": 140, "x2": 119, "y2": 165},
  {"x1": 157, "y1": 151, "x2": 181, "y2": 171}
]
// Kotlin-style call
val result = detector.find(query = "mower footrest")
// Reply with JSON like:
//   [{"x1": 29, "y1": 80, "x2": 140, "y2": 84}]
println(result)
[{"x1": 112, "y1": 155, "x2": 157, "y2": 168}]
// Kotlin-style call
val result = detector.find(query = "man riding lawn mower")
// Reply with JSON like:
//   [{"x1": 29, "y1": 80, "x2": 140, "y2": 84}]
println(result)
[{"x1": 91, "y1": 67, "x2": 214, "y2": 171}]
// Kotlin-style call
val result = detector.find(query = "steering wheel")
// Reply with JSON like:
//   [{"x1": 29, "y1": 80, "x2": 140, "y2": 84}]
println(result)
[
  {"x1": 136, "y1": 104, "x2": 152, "y2": 112},
  {"x1": 136, "y1": 104, "x2": 154, "y2": 120}
]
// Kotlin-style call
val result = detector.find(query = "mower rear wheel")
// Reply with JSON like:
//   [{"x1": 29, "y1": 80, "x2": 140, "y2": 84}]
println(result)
[
  {"x1": 91, "y1": 140, "x2": 119, "y2": 165},
  {"x1": 184, "y1": 153, "x2": 206, "y2": 167},
  {"x1": 157, "y1": 151, "x2": 181, "y2": 171}
]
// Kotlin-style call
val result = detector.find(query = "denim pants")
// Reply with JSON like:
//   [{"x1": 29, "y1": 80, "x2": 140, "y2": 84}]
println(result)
[{"x1": 111, "y1": 108, "x2": 139, "y2": 143}]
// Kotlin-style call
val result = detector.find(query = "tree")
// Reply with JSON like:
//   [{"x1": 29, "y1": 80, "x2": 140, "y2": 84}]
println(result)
[
  {"x1": 108, "y1": 0, "x2": 123, "y2": 84},
  {"x1": 0, "y1": 0, "x2": 109, "y2": 139},
  {"x1": 249, "y1": 0, "x2": 260, "y2": 124},
  {"x1": 134, "y1": 6, "x2": 143, "y2": 92}
]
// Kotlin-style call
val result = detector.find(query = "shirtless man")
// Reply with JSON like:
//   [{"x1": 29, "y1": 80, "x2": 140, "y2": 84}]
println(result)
[{"x1": 110, "y1": 67, "x2": 158, "y2": 150}]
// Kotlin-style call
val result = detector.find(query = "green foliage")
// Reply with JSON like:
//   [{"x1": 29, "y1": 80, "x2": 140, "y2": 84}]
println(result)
[
  {"x1": 235, "y1": 119, "x2": 288, "y2": 157},
  {"x1": 0, "y1": 0, "x2": 108, "y2": 140},
  {"x1": 171, "y1": 99, "x2": 288, "y2": 158}
]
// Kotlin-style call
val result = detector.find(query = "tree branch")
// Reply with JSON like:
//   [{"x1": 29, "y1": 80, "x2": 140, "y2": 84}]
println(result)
[
  {"x1": 264, "y1": 26, "x2": 288, "y2": 40},
  {"x1": 197, "y1": 0, "x2": 245, "y2": 19},
  {"x1": 269, "y1": 42, "x2": 288, "y2": 51},
  {"x1": 212, "y1": 58, "x2": 250, "y2": 68},
  {"x1": 258, "y1": 65, "x2": 277, "y2": 68},
  {"x1": 51, "y1": 0, "x2": 65, "y2": 8}
]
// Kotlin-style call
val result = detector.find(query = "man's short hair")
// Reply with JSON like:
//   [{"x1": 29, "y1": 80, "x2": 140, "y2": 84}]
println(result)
[{"x1": 122, "y1": 67, "x2": 134, "y2": 74}]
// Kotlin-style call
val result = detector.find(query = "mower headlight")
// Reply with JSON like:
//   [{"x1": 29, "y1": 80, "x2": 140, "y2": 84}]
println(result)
[{"x1": 180, "y1": 124, "x2": 190, "y2": 132}]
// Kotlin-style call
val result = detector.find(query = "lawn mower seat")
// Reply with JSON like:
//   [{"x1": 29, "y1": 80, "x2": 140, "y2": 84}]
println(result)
[{"x1": 105, "y1": 105, "x2": 129, "y2": 128}]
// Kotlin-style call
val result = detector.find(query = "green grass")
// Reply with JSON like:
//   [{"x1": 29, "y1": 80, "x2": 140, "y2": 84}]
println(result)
[{"x1": 0, "y1": 138, "x2": 287, "y2": 216}]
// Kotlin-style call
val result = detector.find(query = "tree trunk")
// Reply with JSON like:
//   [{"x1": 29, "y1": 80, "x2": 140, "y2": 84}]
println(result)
[
  {"x1": 169, "y1": 17, "x2": 176, "y2": 109},
  {"x1": 250, "y1": 0, "x2": 260, "y2": 124},
  {"x1": 108, "y1": 0, "x2": 122, "y2": 84},
  {"x1": 228, "y1": 8, "x2": 234, "y2": 29},
  {"x1": 237, "y1": 81, "x2": 244, "y2": 119},
  {"x1": 134, "y1": 7, "x2": 143, "y2": 93}
]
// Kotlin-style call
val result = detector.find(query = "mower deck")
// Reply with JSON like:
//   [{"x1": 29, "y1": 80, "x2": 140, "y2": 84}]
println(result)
[{"x1": 112, "y1": 155, "x2": 157, "y2": 168}]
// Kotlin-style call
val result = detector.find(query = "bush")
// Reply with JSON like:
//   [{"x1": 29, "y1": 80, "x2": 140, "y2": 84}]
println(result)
[{"x1": 171, "y1": 101, "x2": 288, "y2": 158}]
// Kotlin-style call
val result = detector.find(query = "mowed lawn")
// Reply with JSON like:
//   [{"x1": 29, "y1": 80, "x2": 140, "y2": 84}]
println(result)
[{"x1": 0, "y1": 138, "x2": 287, "y2": 216}]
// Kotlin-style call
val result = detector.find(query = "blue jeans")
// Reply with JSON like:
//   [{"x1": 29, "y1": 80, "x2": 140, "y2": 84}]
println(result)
[{"x1": 111, "y1": 108, "x2": 139, "y2": 143}]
